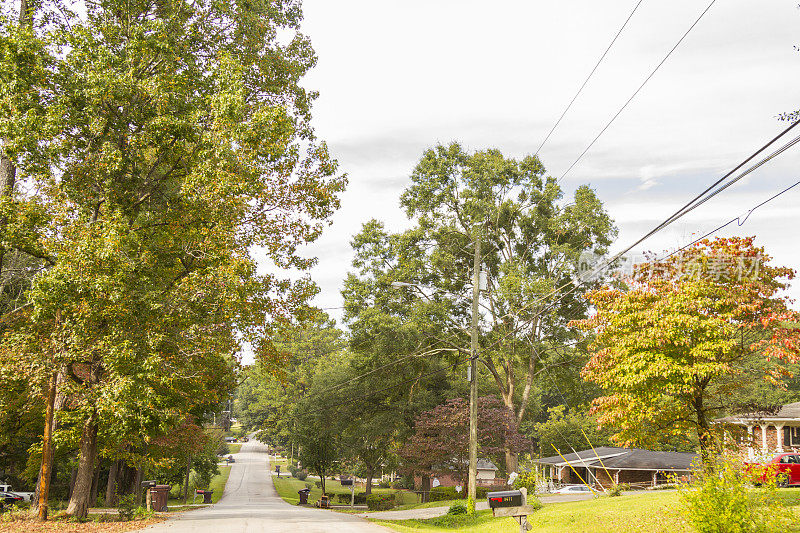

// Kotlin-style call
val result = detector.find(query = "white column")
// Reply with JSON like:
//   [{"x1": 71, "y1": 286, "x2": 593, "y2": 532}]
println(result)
[
  {"x1": 776, "y1": 425, "x2": 785, "y2": 452},
  {"x1": 747, "y1": 425, "x2": 754, "y2": 459},
  {"x1": 762, "y1": 425, "x2": 768, "y2": 450}
]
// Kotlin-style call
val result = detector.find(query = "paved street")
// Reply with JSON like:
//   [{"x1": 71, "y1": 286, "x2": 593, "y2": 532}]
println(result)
[{"x1": 134, "y1": 440, "x2": 389, "y2": 533}]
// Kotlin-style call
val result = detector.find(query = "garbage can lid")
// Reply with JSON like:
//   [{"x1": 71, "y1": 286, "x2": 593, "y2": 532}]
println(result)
[
  {"x1": 298, "y1": 488, "x2": 310, "y2": 493},
  {"x1": 155, "y1": 485, "x2": 171, "y2": 489}
]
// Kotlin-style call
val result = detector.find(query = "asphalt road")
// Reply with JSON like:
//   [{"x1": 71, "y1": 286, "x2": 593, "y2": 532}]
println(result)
[{"x1": 134, "y1": 440, "x2": 389, "y2": 533}]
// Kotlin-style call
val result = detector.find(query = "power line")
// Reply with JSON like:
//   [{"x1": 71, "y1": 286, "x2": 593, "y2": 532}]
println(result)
[
  {"x1": 558, "y1": 0, "x2": 718, "y2": 182},
  {"x1": 661, "y1": 178, "x2": 800, "y2": 260},
  {"x1": 480, "y1": 121, "x2": 800, "y2": 353},
  {"x1": 536, "y1": 0, "x2": 647, "y2": 156}
]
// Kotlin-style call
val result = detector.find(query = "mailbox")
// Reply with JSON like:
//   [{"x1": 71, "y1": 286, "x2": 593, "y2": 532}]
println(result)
[
  {"x1": 340, "y1": 478, "x2": 354, "y2": 486},
  {"x1": 487, "y1": 490, "x2": 523, "y2": 509}
]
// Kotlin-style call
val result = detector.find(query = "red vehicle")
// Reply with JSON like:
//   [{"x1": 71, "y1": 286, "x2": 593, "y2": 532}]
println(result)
[{"x1": 747, "y1": 452, "x2": 800, "y2": 487}]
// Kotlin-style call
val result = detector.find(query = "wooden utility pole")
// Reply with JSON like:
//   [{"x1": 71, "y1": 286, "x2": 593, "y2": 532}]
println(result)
[{"x1": 468, "y1": 235, "x2": 481, "y2": 513}]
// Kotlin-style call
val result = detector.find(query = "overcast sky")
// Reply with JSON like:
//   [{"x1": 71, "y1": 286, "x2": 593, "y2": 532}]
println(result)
[{"x1": 259, "y1": 0, "x2": 800, "y2": 344}]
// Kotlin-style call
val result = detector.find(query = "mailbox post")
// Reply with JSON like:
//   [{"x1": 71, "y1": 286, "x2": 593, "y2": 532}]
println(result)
[
  {"x1": 340, "y1": 477, "x2": 354, "y2": 507},
  {"x1": 487, "y1": 488, "x2": 536, "y2": 532},
  {"x1": 141, "y1": 480, "x2": 156, "y2": 511}
]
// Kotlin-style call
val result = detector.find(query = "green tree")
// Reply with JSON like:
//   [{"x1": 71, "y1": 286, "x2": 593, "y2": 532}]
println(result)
[
  {"x1": 576, "y1": 237, "x2": 800, "y2": 466},
  {"x1": 0, "y1": 0, "x2": 344, "y2": 519},
  {"x1": 534, "y1": 405, "x2": 614, "y2": 458},
  {"x1": 358, "y1": 143, "x2": 616, "y2": 473}
]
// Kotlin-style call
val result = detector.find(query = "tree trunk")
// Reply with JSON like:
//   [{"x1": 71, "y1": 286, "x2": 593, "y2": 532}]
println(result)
[
  {"x1": 504, "y1": 449, "x2": 518, "y2": 477},
  {"x1": 183, "y1": 456, "x2": 192, "y2": 504},
  {"x1": 68, "y1": 466, "x2": 78, "y2": 499},
  {"x1": 66, "y1": 411, "x2": 98, "y2": 518},
  {"x1": 420, "y1": 474, "x2": 430, "y2": 503},
  {"x1": 105, "y1": 459, "x2": 120, "y2": 506},
  {"x1": 364, "y1": 466, "x2": 373, "y2": 495},
  {"x1": 501, "y1": 393, "x2": 519, "y2": 475},
  {"x1": 134, "y1": 465, "x2": 143, "y2": 505},
  {"x1": 89, "y1": 462, "x2": 101, "y2": 507},
  {"x1": 35, "y1": 371, "x2": 58, "y2": 520}
]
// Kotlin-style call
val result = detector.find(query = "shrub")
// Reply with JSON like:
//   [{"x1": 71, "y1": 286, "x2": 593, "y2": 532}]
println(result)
[
  {"x1": 447, "y1": 502, "x2": 467, "y2": 515},
  {"x1": 117, "y1": 494, "x2": 137, "y2": 521},
  {"x1": 296, "y1": 470, "x2": 307, "y2": 481},
  {"x1": 378, "y1": 479, "x2": 391, "y2": 489},
  {"x1": 679, "y1": 458, "x2": 789, "y2": 533},
  {"x1": 429, "y1": 486, "x2": 461, "y2": 502},
  {"x1": 607, "y1": 484, "x2": 623, "y2": 497},
  {"x1": 366, "y1": 493, "x2": 394, "y2": 511},
  {"x1": 513, "y1": 471, "x2": 537, "y2": 495}
]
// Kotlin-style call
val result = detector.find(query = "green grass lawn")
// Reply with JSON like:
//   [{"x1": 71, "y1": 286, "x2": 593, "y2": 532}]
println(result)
[
  {"x1": 373, "y1": 490, "x2": 800, "y2": 533},
  {"x1": 227, "y1": 443, "x2": 242, "y2": 454},
  {"x1": 271, "y1": 475, "x2": 418, "y2": 507},
  {"x1": 167, "y1": 465, "x2": 231, "y2": 506}
]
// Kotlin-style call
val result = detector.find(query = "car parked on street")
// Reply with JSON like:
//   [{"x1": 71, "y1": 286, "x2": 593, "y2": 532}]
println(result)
[{"x1": 747, "y1": 452, "x2": 800, "y2": 487}]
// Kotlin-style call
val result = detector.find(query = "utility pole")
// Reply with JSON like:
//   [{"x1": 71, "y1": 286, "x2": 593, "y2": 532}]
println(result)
[{"x1": 468, "y1": 234, "x2": 481, "y2": 514}]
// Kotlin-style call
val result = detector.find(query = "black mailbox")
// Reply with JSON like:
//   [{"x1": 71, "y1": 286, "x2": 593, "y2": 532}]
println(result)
[
  {"x1": 487, "y1": 490, "x2": 523, "y2": 508},
  {"x1": 340, "y1": 478, "x2": 353, "y2": 486}
]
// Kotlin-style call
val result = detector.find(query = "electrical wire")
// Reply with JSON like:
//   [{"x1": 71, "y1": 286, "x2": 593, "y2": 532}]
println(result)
[
  {"x1": 660, "y1": 178, "x2": 800, "y2": 260},
  {"x1": 536, "y1": 0, "x2": 647, "y2": 156},
  {"x1": 559, "y1": 0, "x2": 718, "y2": 182}
]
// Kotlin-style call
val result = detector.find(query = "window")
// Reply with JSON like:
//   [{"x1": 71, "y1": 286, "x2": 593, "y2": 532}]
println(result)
[{"x1": 783, "y1": 427, "x2": 800, "y2": 447}]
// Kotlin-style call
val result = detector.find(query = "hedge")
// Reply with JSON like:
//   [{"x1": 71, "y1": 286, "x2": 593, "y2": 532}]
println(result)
[{"x1": 366, "y1": 493, "x2": 394, "y2": 511}]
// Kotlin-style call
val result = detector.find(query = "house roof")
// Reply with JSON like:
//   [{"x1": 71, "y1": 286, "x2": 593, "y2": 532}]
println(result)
[
  {"x1": 535, "y1": 447, "x2": 698, "y2": 471},
  {"x1": 716, "y1": 402, "x2": 800, "y2": 424},
  {"x1": 477, "y1": 459, "x2": 498, "y2": 471}
]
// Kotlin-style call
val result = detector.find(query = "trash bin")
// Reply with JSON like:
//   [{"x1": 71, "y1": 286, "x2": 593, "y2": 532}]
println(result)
[
  {"x1": 201, "y1": 489, "x2": 213, "y2": 504},
  {"x1": 297, "y1": 488, "x2": 310, "y2": 505},
  {"x1": 150, "y1": 485, "x2": 171, "y2": 512}
]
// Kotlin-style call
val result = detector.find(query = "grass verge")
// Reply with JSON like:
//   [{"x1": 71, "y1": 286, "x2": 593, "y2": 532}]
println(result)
[
  {"x1": 271, "y1": 475, "x2": 417, "y2": 507},
  {"x1": 374, "y1": 489, "x2": 800, "y2": 533}
]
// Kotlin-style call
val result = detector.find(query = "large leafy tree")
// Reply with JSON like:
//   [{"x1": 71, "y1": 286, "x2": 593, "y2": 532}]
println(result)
[
  {"x1": 576, "y1": 237, "x2": 800, "y2": 465},
  {"x1": 360, "y1": 143, "x2": 616, "y2": 472},
  {"x1": 0, "y1": 0, "x2": 344, "y2": 518}
]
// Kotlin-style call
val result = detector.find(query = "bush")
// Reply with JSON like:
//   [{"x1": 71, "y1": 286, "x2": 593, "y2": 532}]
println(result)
[
  {"x1": 607, "y1": 484, "x2": 623, "y2": 497},
  {"x1": 429, "y1": 486, "x2": 462, "y2": 502},
  {"x1": 447, "y1": 502, "x2": 467, "y2": 515},
  {"x1": 679, "y1": 458, "x2": 789, "y2": 533},
  {"x1": 513, "y1": 471, "x2": 536, "y2": 495},
  {"x1": 296, "y1": 470, "x2": 307, "y2": 481},
  {"x1": 117, "y1": 494, "x2": 137, "y2": 521},
  {"x1": 366, "y1": 493, "x2": 394, "y2": 511},
  {"x1": 378, "y1": 479, "x2": 391, "y2": 489}
]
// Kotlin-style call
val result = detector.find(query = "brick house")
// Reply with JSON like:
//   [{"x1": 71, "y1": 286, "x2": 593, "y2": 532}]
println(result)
[
  {"x1": 415, "y1": 458, "x2": 504, "y2": 489},
  {"x1": 534, "y1": 447, "x2": 697, "y2": 489},
  {"x1": 716, "y1": 401, "x2": 800, "y2": 459}
]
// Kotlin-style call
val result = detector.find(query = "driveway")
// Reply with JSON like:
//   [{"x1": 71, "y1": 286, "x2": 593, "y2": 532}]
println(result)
[{"x1": 133, "y1": 440, "x2": 389, "y2": 533}]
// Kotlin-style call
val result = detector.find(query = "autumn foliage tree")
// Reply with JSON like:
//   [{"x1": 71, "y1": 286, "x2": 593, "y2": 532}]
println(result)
[
  {"x1": 575, "y1": 237, "x2": 800, "y2": 465},
  {"x1": 400, "y1": 396, "x2": 530, "y2": 493}
]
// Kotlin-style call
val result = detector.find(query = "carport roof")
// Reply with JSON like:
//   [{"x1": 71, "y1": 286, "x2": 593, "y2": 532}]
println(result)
[{"x1": 535, "y1": 447, "x2": 698, "y2": 471}]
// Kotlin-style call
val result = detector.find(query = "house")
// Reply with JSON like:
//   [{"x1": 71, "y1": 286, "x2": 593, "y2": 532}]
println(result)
[
  {"x1": 415, "y1": 458, "x2": 504, "y2": 489},
  {"x1": 716, "y1": 401, "x2": 800, "y2": 459},
  {"x1": 534, "y1": 447, "x2": 697, "y2": 489}
]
